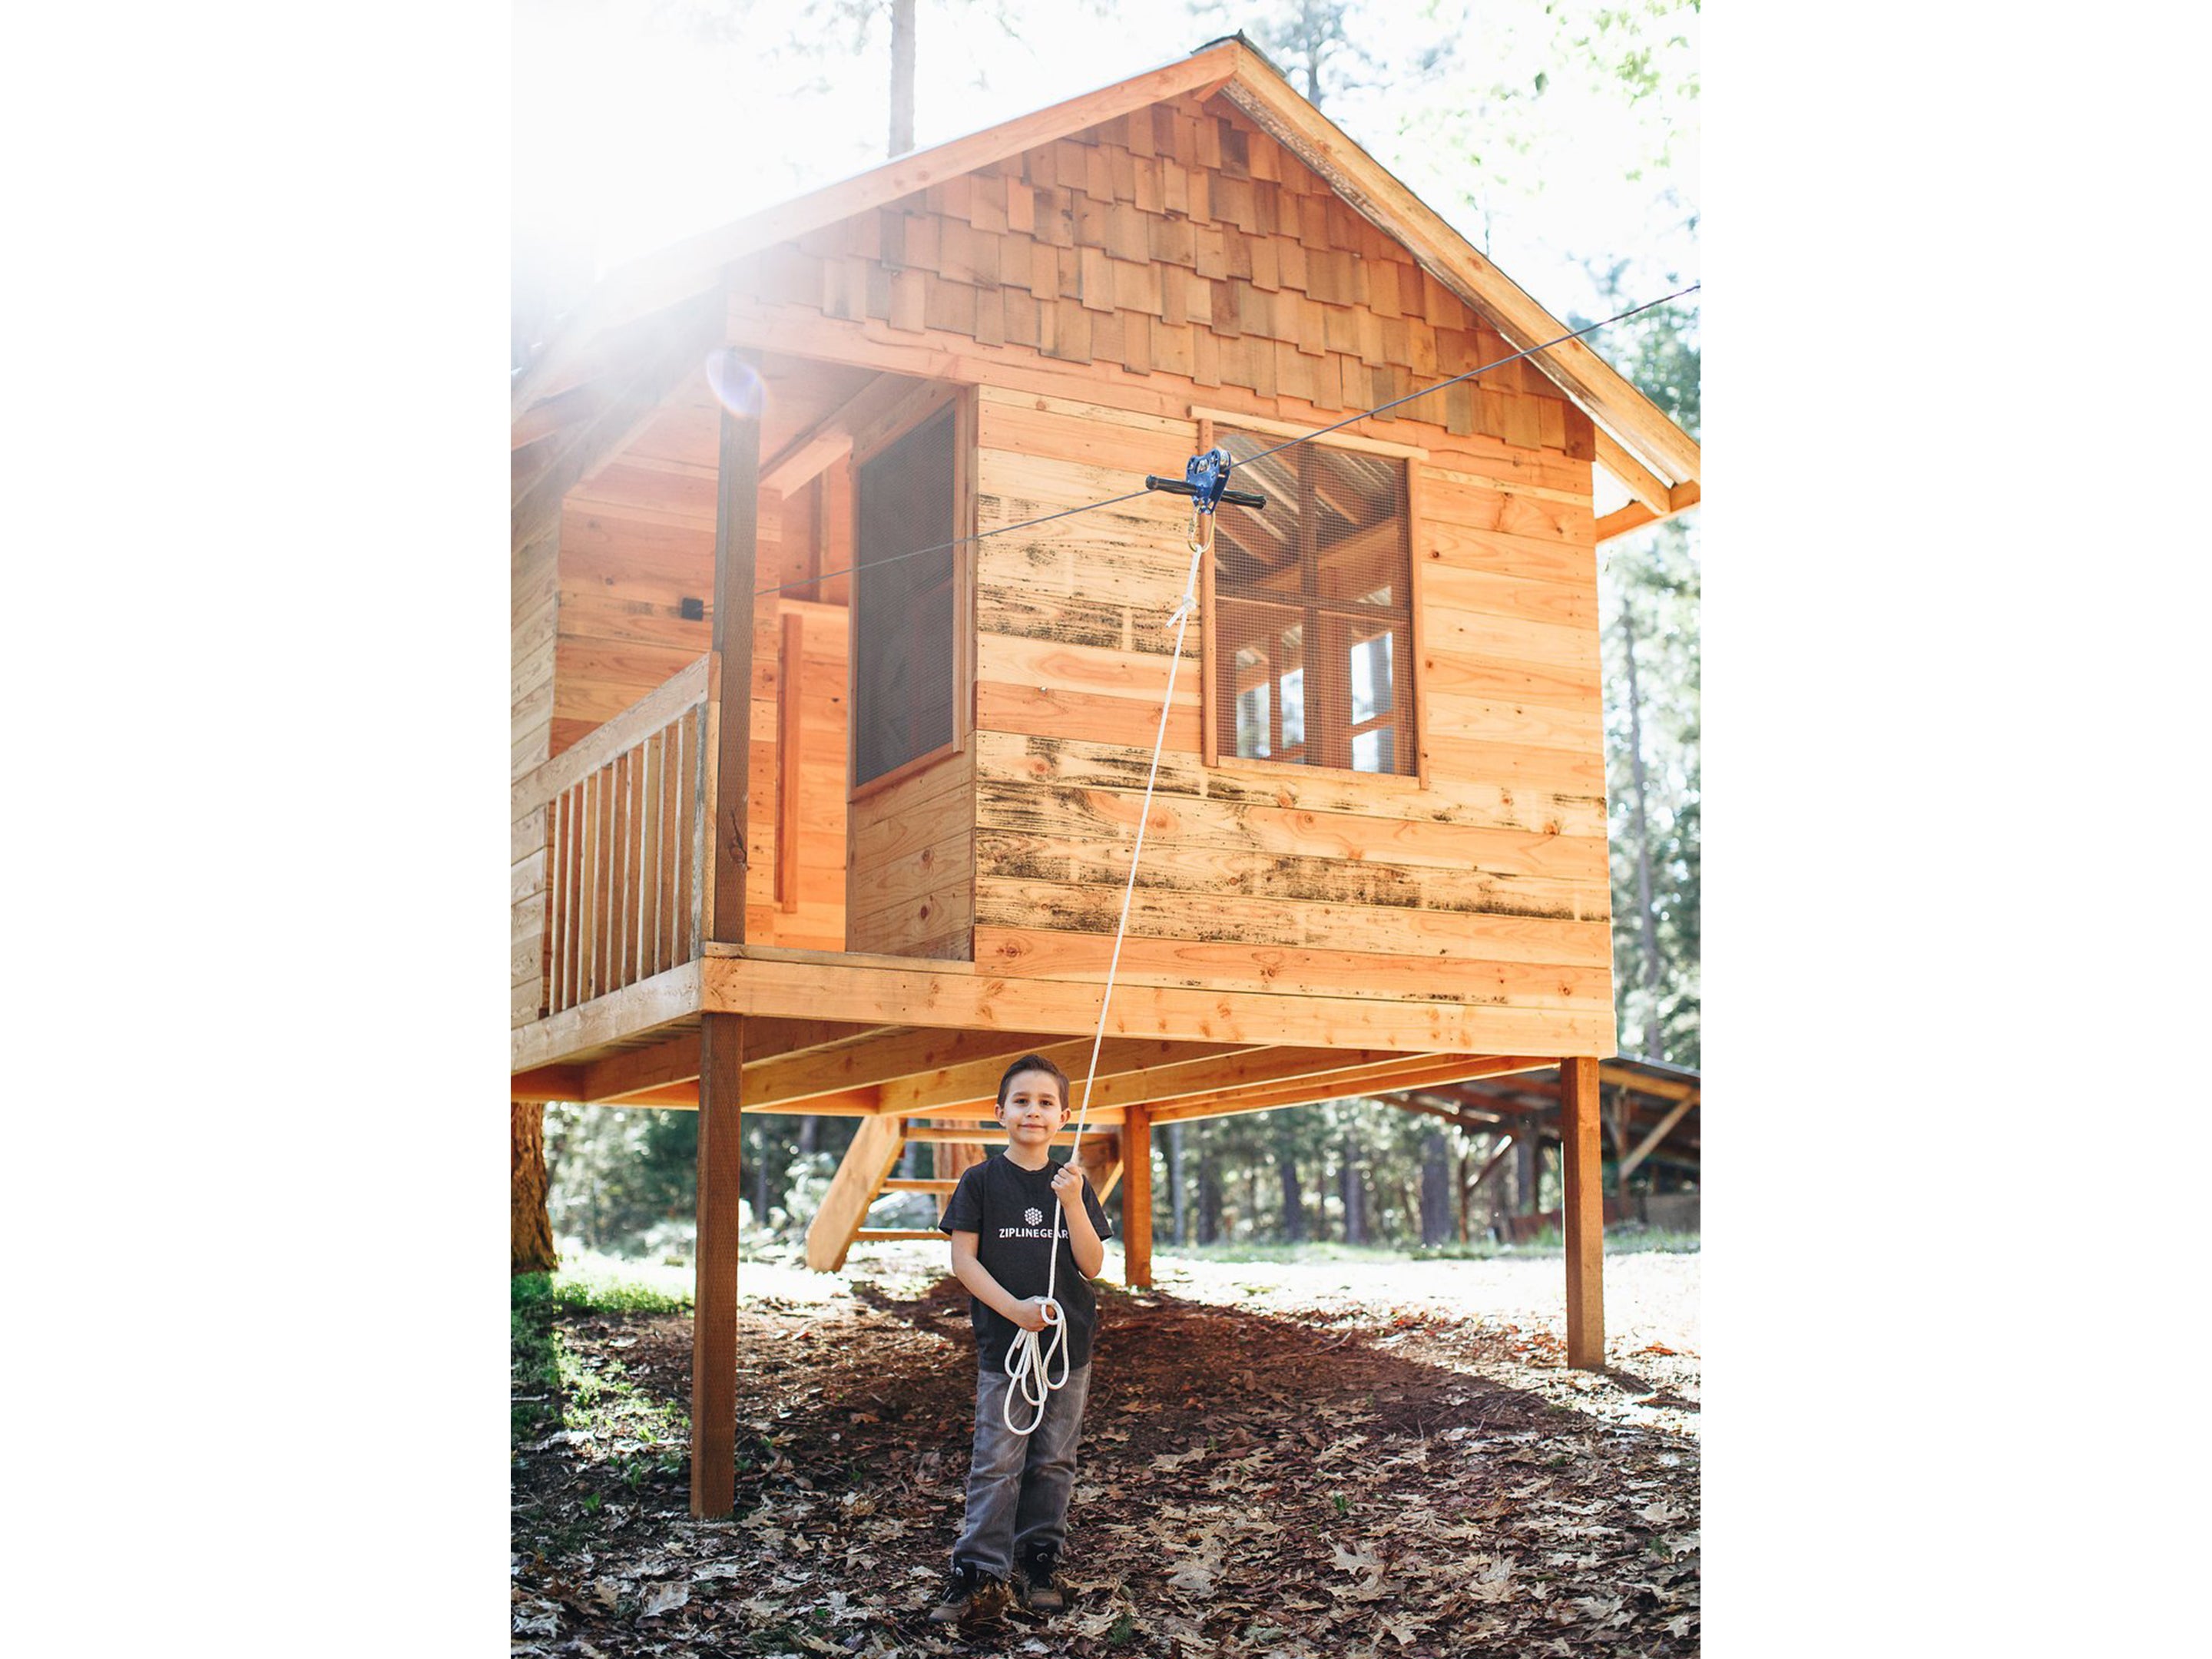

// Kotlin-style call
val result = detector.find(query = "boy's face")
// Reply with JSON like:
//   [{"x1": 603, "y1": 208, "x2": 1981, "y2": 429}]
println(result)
[{"x1": 995, "y1": 1070, "x2": 1067, "y2": 1148}]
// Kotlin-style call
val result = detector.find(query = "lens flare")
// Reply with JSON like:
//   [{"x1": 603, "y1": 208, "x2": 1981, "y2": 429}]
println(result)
[{"x1": 704, "y1": 348, "x2": 765, "y2": 419}]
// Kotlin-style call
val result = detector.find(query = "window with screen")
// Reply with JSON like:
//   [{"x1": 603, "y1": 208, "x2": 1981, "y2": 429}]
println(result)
[
  {"x1": 1211, "y1": 434, "x2": 1416, "y2": 776},
  {"x1": 852, "y1": 404, "x2": 958, "y2": 790}
]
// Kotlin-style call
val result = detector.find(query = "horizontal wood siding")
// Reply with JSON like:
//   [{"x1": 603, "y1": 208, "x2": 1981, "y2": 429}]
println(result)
[
  {"x1": 551, "y1": 386, "x2": 720, "y2": 757},
  {"x1": 847, "y1": 752, "x2": 974, "y2": 959},
  {"x1": 513, "y1": 524, "x2": 559, "y2": 1026},
  {"x1": 964, "y1": 377, "x2": 1608, "y2": 1036}
]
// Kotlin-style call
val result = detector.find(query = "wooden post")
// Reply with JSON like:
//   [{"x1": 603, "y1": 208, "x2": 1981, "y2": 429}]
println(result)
[
  {"x1": 691, "y1": 1012, "x2": 743, "y2": 1518},
  {"x1": 692, "y1": 369, "x2": 759, "y2": 1520},
  {"x1": 708, "y1": 393, "x2": 759, "y2": 939},
  {"x1": 1561, "y1": 1057, "x2": 1605, "y2": 1370},
  {"x1": 1121, "y1": 1104, "x2": 1153, "y2": 1289}
]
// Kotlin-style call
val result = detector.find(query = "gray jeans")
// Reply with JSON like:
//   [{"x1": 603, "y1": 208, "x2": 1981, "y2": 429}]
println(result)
[{"x1": 952, "y1": 1363, "x2": 1091, "y2": 1578}]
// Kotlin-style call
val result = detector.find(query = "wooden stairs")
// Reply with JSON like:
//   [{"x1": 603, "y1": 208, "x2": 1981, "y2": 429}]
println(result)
[{"x1": 803, "y1": 1117, "x2": 1126, "y2": 1273}]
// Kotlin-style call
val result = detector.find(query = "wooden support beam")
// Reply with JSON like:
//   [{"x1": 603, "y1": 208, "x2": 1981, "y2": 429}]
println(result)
[
  {"x1": 1147, "y1": 1053, "x2": 1554, "y2": 1126},
  {"x1": 699, "y1": 952, "x2": 1618, "y2": 1055},
  {"x1": 707, "y1": 387, "x2": 760, "y2": 946},
  {"x1": 1121, "y1": 1105, "x2": 1153, "y2": 1289},
  {"x1": 620, "y1": 1084, "x2": 883, "y2": 1114},
  {"x1": 881, "y1": 1177, "x2": 958, "y2": 1194},
  {"x1": 804, "y1": 1114, "x2": 906, "y2": 1272},
  {"x1": 1596, "y1": 1065, "x2": 1700, "y2": 1103},
  {"x1": 1467, "y1": 1132, "x2": 1517, "y2": 1194},
  {"x1": 1079, "y1": 1134, "x2": 1124, "y2": 1207},
  {"x1": 1618, "y1": 1094, "x2": 1698, "y2": 1181},
  {"x1": 1594, "y1": 429, "x2": 1671, "y2": 515},
  {"x1": 757, "y1": 372, "x2": 917, "y2": 497},
  {"x1": 1561, "y1": 1056, "x2": 1604, "y2": 1371},
  {"x1": 508, "y1": 1064, "x2": 586, "y2": 1103},
  {"x1": 511, "y1": 295, "x2": 724, "y2": 557},
  {"x1": 510, "y1": 961, "x2": 700, "y2": 1075},
  {"x1": 877, "y1": 1038, "x2": 1256, "y2": 1119},
  {"x1": 901, "y1": 1126, "x2": 1088, "y2": 1146},
  {"x1": 1594, "y1": 477, "x2": 1702, "y2": 546},
  {"x1": 750, "y1": 1027, "x2": 1067, "y2": 1113},
  {"x1": 1392, "y1": 1095, "x2": 1506, "y2": 1134},
  {"x1": 690, "y1": 1013, "x2": 743, "y2": 1518}
]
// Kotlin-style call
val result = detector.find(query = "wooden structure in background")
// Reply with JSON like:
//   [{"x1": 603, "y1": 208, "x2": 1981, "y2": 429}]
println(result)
[
  {"x1": 1401, "y1": 1055, "x2": 1702, "y2": 1227},
  {"x1": 512, "y1": 37, "x2": 1700, "y2": 1516}
]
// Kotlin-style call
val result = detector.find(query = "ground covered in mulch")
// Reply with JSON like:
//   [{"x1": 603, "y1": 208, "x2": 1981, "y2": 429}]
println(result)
[{"x1": 512, "y1": 1246, "x2": 1700, "y2": 1657}]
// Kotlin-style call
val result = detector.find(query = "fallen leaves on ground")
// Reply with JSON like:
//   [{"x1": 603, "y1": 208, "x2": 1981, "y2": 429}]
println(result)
[{"x1": 512, "y1": 1252, "x2": 1699, "y2": 1657}]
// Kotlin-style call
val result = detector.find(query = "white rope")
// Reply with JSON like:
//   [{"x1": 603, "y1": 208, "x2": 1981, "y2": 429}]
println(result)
[{"x1": 1000, "y1": 523, "x2": 1210, "y2": 1435}]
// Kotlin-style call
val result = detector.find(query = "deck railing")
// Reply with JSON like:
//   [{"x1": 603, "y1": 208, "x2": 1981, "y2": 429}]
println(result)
[{"x1": 516, "y1": 654, "x2": 712, "y2": 1016}]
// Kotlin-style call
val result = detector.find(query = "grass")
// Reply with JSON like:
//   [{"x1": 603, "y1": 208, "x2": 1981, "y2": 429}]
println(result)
[
  {"x1": 537, "y1": 1247, "x2": 697, "y2": 1310},
  {"x1": 512, "y1": 1268, "x2": 691, "y2": 1451}
]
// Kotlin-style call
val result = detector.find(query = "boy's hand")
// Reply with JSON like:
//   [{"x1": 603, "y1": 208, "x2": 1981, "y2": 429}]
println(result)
[
  {"x1": 1050, "y1": 1164, "x2": 1084, "y2": 1204},
  {"x1": 1012, "y1": 1296, "x2": 1056, "y2": 1332}
]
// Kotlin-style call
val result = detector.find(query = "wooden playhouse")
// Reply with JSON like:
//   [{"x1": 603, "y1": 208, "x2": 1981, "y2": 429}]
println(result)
[{"x1": 509, "y1": 37, "x2": 1701, "y2": 1516}]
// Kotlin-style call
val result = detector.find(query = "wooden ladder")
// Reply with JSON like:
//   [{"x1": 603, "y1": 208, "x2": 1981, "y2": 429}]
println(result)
[{"x1": 803, "y1": 1119, "x2": 1124, "y2": 1272}]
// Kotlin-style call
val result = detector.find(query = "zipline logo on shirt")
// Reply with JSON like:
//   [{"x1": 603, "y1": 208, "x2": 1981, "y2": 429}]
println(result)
[{"x1": 1025, "y1": 1207, "x2": 1044, "y2": 1227}]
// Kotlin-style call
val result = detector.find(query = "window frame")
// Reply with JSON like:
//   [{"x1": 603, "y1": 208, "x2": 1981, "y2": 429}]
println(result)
[
  {"x1": 1196, "y1": 412, "x2": 1432, "y2": 789},
  {"x1": 846, "y1": 382, "x2": 974, "y2": 804}
]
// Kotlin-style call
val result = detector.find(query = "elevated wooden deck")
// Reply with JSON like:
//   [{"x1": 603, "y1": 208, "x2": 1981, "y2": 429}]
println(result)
[{"x1": 509, "y1": 942, "x2": 1569, "y2": 1124}]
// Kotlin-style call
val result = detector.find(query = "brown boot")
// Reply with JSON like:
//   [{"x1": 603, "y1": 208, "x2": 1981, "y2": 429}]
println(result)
[
  {"x1": 926, "y1": 1561, "x2": 1008, "y2": 1624},
  {"x1": 1017, "y1": 1545, "x2": 1066, "y2": 1613}
]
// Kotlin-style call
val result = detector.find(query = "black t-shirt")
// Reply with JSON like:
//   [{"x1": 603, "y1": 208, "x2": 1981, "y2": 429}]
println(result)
[{"x1": 939, "y1": 1152, "x2": 1113, "y2": 1371}]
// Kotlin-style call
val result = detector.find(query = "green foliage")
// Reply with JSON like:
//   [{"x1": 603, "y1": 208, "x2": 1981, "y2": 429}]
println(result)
[
  {"x1": 1596, "y1": 290, "x2": 1699, "y2": 1068},
  {"x1": 1207, "y1": 0, "x2": 1379, "y2": 110}
]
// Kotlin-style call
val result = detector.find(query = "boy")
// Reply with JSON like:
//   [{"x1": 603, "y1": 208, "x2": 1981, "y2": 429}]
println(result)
[{"x1": 929, "y1": 1054, "x2": 1112, "y2": 1623}]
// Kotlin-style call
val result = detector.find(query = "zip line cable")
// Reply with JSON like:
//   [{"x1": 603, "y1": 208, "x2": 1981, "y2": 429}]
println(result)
[
  {"x1": 747, "y1": 282, "x2": 1699, "y2": 603},
  {"x1": 1230, "y1": 281, "x2": 1699, "y2": 467}
]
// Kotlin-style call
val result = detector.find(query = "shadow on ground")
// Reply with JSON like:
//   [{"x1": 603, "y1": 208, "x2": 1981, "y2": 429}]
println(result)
[{"x1": 512, "y1": 1271, "x2": 1700, "y2": 1657}]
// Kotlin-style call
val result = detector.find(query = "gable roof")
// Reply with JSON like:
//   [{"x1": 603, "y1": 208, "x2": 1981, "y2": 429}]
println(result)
[{"x1": 512, "y1": 35, "x2": 1699, "y2": 499}]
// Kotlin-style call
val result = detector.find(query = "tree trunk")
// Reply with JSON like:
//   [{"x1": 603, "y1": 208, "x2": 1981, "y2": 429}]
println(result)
[
  {"x1": 1419, "y1": 1130, "x2": 1453, "y2": 1246},
  {"x1": 889, "y1": 0, "x2": 916, "y2": 156},
  {"x1": 1619, "y1": 595, "x2": 1666, "y2": 1061},
  {"x1": 1278, "y1": 1148, "x2": 1306, "y2": 1242},
  {"x1": 1197, "y1": 1145, "x2": 1222, "y2": 1243},
  {"x1": 1339, "y1": 1132, "x2": 1365, "y2": 1244},
  {"x1": 512, "y1": 1101, "x2": 558, "y2": 1274},
  {"x1": 1514, "y1": 1129, "x2": 1538, "y2": 1216},
  {"x1": 1166, "y1": 1121, "x2": 1188, "y2": 1246}
]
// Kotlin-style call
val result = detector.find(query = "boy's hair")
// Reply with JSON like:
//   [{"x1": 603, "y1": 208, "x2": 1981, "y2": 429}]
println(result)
[{"x1": 994, "y1": 1054, "x2": 1071, "y2": 1111}]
